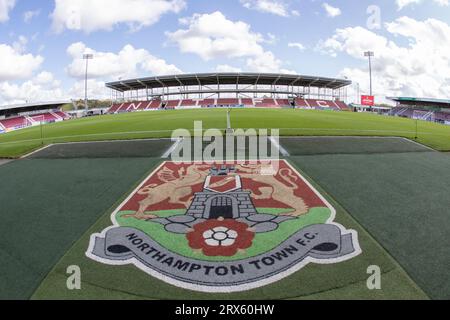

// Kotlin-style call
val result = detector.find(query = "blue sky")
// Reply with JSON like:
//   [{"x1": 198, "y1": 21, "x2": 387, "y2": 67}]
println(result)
[{"x1": 0, "y1": 0, "x2": 449, "y2": 105}]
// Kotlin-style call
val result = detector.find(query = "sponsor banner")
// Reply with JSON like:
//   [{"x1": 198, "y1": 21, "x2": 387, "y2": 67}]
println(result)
[{"x1": 361, "y1": 95, "x2": 375, "y2": 106}]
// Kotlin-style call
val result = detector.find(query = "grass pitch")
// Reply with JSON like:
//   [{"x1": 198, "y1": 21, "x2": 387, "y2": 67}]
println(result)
[
  {"x1": 31, "y1": 163, "x2": 426, "y2": 300},
  {"x1": 0, "y1": 138, "x2": 441, "y2": 300},
  {"x1": 0, "y1": 155, "x2": 165, "y2": 299},
  {"x1": 1, "y1": 109, "x2": 450, "y2": 158},
  {"x1": 1, "y1": 109, "x2": 450, "y2": 300}
]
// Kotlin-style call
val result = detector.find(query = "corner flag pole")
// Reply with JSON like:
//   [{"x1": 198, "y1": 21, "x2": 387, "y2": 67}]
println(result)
[
  {"x1": 39, "y1": 115, "x2": 44, "y2": 145},
  {"x1": 415, "y1": 118, "x2": 418, "y2": 140}
]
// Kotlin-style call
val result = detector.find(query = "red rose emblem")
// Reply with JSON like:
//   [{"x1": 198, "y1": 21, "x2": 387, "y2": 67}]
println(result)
[{"x1": 187, "y1": 218, "x2": 255, "y2": 257}]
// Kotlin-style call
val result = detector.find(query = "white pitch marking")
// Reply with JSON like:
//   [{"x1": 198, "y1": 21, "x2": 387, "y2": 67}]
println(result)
[
  {"x1": 269, "y1": 136, "x2": 290, "y2": 157},
  {"x1": 161, "y1": 138, "x2": 182, "y2": 159},
  {"x1": 400, "y1": 137, "x2": 436, "y2": 152},
  {"x1": 20, "y1": 144, "x2": 54, "y2": 159},
  {"x1": 0, "y1": 159, "x2": 12, "y2": 166}
]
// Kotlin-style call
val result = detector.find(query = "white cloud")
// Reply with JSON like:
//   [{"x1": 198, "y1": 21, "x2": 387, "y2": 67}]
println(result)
[
  {"x1": 0, "y1": 72, "x2": 65, "y2": 105},
  {"x1": 23, "y1": 9, "x2": 40, "y2": 23},
  {"x1": 322, "y1": 3, "x2": 341, "y2": 17},
  {"x1": 167, "y1": 11, "x2": 265, "y2": 61},
  {"x1": 396, "y1": 0, "x2": 449, "y2": 10},
  {"x1": 215, "y1": 65, "x2": 242, "y2": 73},
  {"x1": 0, "y1": 72, "x2": 110, "y2": 105},
  {"x1": 0, "y1": 38, "x2": 65, "y2": 105},
  {"x1": 396, "y1": 0, "x2": 421, "y2": 10},
  {"x1": 68, "y1": 79, "x2": 108, "y2": 100},
  {"x1": 51, "y1": 0, "x2": 186, "y2": 33},
  {"x1": 246, "y1": 51, "x2": 296, "y2": 74},
  {"x1": 264, "y1": 33, "x2": 278, "y2": 45},
  {"x1": 240, "y1": 0, "x2": 291, "y2": 17},
  {"x1": 288, "y1": 42, "x2": 305, "y2": 51},
  {"x1": 66, "y1": 42, "x2": 182, "y2": 80},
  {"x1": 319, "y1": 17, "x2": 450, "y2": 101},
  {"x1": 12, "y1": 35, "x2": 28, "y2": 53},
  {"x1": 0, "y1": 0, "x2": 15, "y2": 23},
  {"x1": 167, "y1": 11, "x2": 293, "y2": 73},
  {"x1": 0, "y1": 42, "x2": 43, "y2": 81},
  {"x1": 34, "y1": 71, "x2": 60, "y2": 86},
  {"x1": 1, "y1": 40, "x2": 183, "y2": 105}
]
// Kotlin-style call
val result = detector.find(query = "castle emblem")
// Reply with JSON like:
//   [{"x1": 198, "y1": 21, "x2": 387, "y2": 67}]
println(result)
[{"x1": 87, "y1": 160, "x2": 361, "y2": 292}]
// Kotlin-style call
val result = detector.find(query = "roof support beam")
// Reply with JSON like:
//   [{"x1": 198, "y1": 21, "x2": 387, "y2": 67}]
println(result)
[{"x1": 106, "y1": 73, "x2": 352, "y2": 93}]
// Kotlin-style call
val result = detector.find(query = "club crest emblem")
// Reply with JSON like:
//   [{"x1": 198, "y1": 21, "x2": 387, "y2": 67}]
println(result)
[{"x1": 87, "y1": 160, "x2": 361, "y2": 292}]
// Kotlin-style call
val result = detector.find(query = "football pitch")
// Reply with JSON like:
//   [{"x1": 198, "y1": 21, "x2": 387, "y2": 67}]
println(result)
[
  {"x1": 2, "y1": 109, "x2": 450, "y2": 158},
  {"x1": 1, "y1": 130, "x2": 450, "y2": 299}
]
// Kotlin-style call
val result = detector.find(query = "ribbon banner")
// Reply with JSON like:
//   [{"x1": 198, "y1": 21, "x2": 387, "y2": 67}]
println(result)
[{"x1": 91, "y1": 224, "x2": 357, "y2": 288}]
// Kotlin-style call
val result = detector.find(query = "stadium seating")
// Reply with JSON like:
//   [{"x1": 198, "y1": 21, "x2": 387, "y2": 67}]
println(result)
[
  {"x1": 255, "y1": 98, "x2": 278, "y2": 108},
  {"x1": 305, "y1": 99, "x2": 320, "y2": 108},
  {"x1": 29, "y1": 113, "x2": 59, "y2": 122},
  {"x1": 293, "y1": 98, "x2": 349, "y2": 110},
  {"x1": 108, "y1": 100, "x2": 164, "y2": 113},
  {"x1": 390, "y1": 106, "x2": 446, "y2": 122},
  {"x1": 124, "y1": 102, "x2": 139, "y2": 112},
  {"x1": 241, "y1": 98, "x2": 255, "y2": 107},
  {"x1": 403, "y1": 109, "x2": 414, "y2": 117},
  {"x1": 164, "y1": 100, "x2": 181, "y2": 109},
  {"x1": 389, "y1": 106, "x2": 450, "y2": 124},
  {"x1": 180, "y1": 100, "x2": 197, "y2": 107},
  {"x1": 52, "y1": 111, "x2": 71, "y2": 120},
  {"x1": 0, "y1": 116, "x2": 31, "y2": 130},
  {"x1": 116, "y1": 102, "x2": 132, "y2": 113},
  {"x1": 294, "y1": 98, "x2": 311, "y2": 108},
  {"x1": 107, "y1": 98, "x2": 350, "y2": 114},
  {"x1": 199, "y1": 99, "x2": 216, "y2": 107},
  {"x1": 108, "y1": 103, "x2": 124, "y2": 113},
  {"x1": 138, "y1": 102, "x2": 150, "y2": 110},
  {"x1": 0, "y1": 110, "x2": 70, "y2": 132},
  {"x1": 334, "y1": 100, "x2": 350, "y2": 110},
  {"x1": 217, "y1": 98, "x2": 240, "y2": 106},
  {"x1": 391, "y1": 107, "x2": 411, "y2": 117},
  {"x1": 434, "y1": 112, "x2": 449, "y2": 121},
  {"x1": 412, "y1": 110, "x2": 434, "y2": 121},
  {"x1": 147, "y1": 100, "x2": 162, "y2": 109},
  {"x1": 306, "y1": 99, "x2": 338, "y2": 110},
  {"x1": 276, "y1": 99, "x2": 292, "y2": 107}
]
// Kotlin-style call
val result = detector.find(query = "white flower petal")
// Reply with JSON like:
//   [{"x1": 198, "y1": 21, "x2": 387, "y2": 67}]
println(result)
[
  {"x1": 203, "y1": 230, "x2": 214, "y2": 239},
  {"x1": 213, "y1": 227, "x2": 228, "y2": 233},
  {"x1": 205, "y1": 238, "x2": 220, "y2": 247},
  {"x1": 227, "y1": 230, "x2": 238, "y2": 239},
  {"x1": 221, "y1": 238, "x2": 236, "y2": 247}
]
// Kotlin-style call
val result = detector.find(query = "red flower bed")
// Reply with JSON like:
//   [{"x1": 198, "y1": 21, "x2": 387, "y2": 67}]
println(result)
[{"x1": 187, "y1": 219, "x2": 255, "y2": 257}]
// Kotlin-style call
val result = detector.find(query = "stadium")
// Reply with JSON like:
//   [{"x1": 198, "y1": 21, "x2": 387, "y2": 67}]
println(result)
[
  {"x1": 1, "y1": 1, "x2": 450, "y2": 307},
  {"x1": 106, "y1": 72, "x2": 351, "y2": 111},
  {"x1": 1, "y1": 70, "x2": 450, "y2": 303}
]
